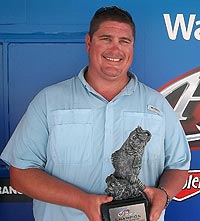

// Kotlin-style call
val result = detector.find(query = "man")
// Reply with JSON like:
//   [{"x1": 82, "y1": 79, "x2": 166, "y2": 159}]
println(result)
[{"x1": 0, "y1": 6, "x2": 190, "y2": 221}]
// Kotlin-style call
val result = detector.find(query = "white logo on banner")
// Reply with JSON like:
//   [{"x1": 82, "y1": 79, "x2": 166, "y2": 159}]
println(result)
[{"x1": 163, "y1": 14, "x2": 200, "y2": 40}]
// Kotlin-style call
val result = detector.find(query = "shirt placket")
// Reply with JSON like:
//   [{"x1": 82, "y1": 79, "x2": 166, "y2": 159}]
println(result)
[{"x1": 101, "y1": 101, "x2": 114, "y2": 192}]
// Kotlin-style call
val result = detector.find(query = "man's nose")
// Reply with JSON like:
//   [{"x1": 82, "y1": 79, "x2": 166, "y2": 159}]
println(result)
[{"x1": 109, "y1": 40, "x2": 121, "y2": 50}]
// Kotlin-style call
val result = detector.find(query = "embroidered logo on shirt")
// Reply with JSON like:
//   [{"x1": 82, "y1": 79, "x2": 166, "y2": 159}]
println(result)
[{"x1": 147, "y1": 105, "x2": 160, "y2": 115}]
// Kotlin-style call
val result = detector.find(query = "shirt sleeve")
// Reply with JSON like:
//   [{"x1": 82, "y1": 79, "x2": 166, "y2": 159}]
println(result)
[
  {"x1": 0, "y1": 90, "x2": 48, "y2": 170},
  {"x1": 163, "y1": 99, "x2": 191, "y2": 170}
]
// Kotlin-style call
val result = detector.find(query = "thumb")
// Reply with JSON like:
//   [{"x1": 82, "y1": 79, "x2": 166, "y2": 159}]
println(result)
[{"x1": 104, "y1": 196, "x2": 113, "y2": 203}]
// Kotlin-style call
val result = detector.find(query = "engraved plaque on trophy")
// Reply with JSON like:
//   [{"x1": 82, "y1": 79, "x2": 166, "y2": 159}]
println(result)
[{"x1": 101, "y1": 126, "x2": 151, "y2": 221}]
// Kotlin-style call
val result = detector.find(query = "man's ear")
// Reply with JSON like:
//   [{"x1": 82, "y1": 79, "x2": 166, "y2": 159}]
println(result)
[{"x1": 85, "y1": 33, "x2": 91, "y2": 52}]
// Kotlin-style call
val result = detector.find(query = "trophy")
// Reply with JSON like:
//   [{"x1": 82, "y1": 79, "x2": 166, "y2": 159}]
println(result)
[{"x1": 101, "y1": 126, "x2": 151, "y2": 221}]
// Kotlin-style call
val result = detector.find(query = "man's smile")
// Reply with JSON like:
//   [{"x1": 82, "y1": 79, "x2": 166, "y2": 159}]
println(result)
[{"x1": 103, "y1": 56, "x2": 122, "y2": 62}]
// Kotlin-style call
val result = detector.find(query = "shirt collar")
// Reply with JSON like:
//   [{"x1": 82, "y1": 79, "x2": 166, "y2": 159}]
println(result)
[
  {"x1": 78, "y1": 66, "x2": 94, "y2": 93},
  {"x1": 78, "y1": 66, "x2": 138, "y2": 96}
]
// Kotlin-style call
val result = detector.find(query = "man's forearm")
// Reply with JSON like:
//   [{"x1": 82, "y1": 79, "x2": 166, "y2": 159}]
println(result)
[
  {"x1": 158, "y1": 169, "x2": 188, "y2": 200},
  {"x1": 9, "y1": 166, "x2": 113, "y2": 221},
  {"x1": 10, "y1": 166, "x2": 88, "y2": 210}
]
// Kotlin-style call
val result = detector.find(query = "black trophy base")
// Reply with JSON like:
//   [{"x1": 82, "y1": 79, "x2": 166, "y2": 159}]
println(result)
[{"x1": 101, "y1": 195, "x2": 150, "y2": 221}]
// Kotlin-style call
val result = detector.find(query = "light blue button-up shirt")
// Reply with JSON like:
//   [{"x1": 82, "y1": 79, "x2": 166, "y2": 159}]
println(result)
[{"x1": 1, "y1": 66, "x2": 191, "y2": 221}]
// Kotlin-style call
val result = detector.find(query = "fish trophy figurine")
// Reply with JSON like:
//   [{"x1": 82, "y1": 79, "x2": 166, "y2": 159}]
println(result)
[{"x1": 101, "y1": 126, "x2": 151, "y2": 221}]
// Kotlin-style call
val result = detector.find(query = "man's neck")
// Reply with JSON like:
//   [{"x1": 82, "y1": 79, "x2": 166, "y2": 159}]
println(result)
[{"x1": 84, "y1": 70, "x2": 130, "y2": 101}]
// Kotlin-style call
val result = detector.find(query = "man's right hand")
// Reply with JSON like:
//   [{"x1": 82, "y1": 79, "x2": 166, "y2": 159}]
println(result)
[{"x1": 82, "y1": 194, "x2": 113, "y2": 221}]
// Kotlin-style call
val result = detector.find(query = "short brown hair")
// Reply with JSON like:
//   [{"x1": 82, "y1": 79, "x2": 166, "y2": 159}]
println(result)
[{"x1": 89, "y1": 6, "x2": 136, "y2": 40}]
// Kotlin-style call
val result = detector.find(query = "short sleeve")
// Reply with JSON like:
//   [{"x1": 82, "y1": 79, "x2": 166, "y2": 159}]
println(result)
[
  {"x1": 0, "y1": 90, "x2": 48, "y2": 169},
  {"x1": 163, "y1": 100, "x2": 191, "y2": 170}
]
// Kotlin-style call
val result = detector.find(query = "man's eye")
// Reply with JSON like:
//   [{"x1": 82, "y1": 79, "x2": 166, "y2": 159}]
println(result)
[
  {"x1": 100, "y1": 37, "x2": 111, "y2": 42},
  {"x1": 120, "y1": 39, "x2": 131, "y2": 44}
]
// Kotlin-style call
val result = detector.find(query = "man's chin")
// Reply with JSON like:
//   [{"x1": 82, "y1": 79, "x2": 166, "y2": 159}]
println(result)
[{"x1": 102, "y1": 67, "x2": 122, "y2": 78}]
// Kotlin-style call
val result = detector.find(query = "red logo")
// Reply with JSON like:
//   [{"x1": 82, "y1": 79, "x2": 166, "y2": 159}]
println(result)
[
  {"x1": 158, "y1": 67, "x2": 200, "y2": 201},
  {"x1": 158, "y1": 67, "x2": 200, "y2": 151},
  {"x1": 174, "y1": 170, "x2": 200, "y2": 201},
  {"x1": 118, "y1": 208, "x2": 130, "y2": 217}
]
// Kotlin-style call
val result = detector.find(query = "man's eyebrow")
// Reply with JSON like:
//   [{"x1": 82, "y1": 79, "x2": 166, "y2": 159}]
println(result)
[
  {"x1": 98, "y1": 34, "x2": 112, "y2": 38},
  {"x1": 98, "y1": 34, "x2": 133, "y2": 41}
]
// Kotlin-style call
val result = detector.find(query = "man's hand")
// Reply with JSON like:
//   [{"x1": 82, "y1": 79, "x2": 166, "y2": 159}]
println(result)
[
  {"x1": 82, "y1": 194, "x2": 113, "y2": 221},
  {"x1": 143, "y1": 169, "x2": 188, "y2": 221},
  {"x1": 144, "y1": 186, "x2": 167, "y2": 221}
]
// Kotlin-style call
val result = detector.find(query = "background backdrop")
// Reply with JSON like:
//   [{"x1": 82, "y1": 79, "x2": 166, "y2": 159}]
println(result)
[{"x1": 0, "y1": 0, "x2": 200, "y2": 220}]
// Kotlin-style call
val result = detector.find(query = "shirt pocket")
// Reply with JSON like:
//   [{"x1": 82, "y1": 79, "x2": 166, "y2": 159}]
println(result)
[{"x1": 48, "y1": 109, "x2": 93, "y2": 165}]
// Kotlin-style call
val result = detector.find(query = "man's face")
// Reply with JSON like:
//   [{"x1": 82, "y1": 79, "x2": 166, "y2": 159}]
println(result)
[{"x1": 85, "y1": 21, "x2": 134, "y2": 81}]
